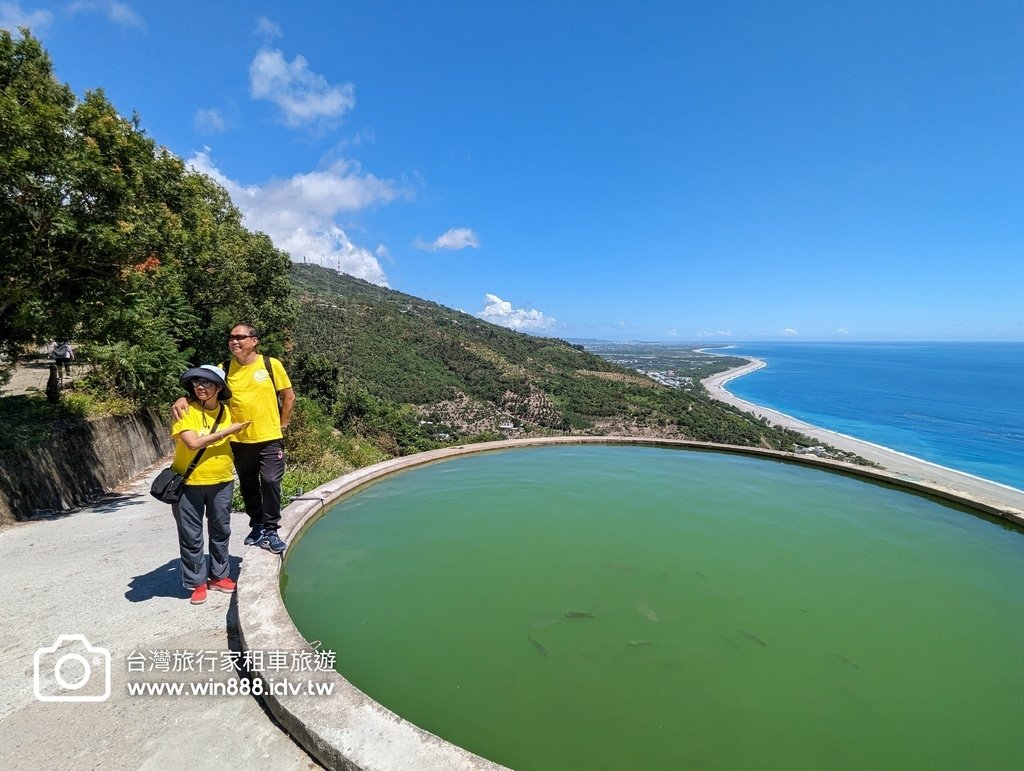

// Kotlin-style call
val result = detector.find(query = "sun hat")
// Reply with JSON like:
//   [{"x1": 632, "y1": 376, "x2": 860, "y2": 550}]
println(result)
[{"x1": 179, "y1": 364, "x2": 232, "y2": 401}]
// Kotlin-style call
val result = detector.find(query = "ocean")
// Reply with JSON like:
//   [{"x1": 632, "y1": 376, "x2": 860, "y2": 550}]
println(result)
[{"x1": 706, "y1": 342, "x2": 1024, "y2": 492}]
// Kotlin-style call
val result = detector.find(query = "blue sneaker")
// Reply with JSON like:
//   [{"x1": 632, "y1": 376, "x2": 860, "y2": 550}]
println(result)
[
  {"x1": 259, "y1": 529, "x2": 287, "y2": 554},
  {"x1": 244, "y1": 526, "x2": 264, "y2": 546}
]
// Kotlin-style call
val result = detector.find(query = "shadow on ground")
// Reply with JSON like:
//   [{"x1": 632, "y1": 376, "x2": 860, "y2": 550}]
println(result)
[
  {"x1": 126, "y1": 555, "x2": 243, "y2": 602},
  {"x1": 17, "y1": 491, "x2": 152, "y2": 523}
]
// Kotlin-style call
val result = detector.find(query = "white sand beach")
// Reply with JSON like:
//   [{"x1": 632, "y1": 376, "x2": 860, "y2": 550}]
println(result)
[{"x1": 702, "y1": 358, "x2": 1024, "y2": 517}]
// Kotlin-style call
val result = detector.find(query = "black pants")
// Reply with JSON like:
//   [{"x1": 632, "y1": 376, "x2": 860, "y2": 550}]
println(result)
[{"x1": 231, "y1": 439, "x2": 285, "y2": 531}]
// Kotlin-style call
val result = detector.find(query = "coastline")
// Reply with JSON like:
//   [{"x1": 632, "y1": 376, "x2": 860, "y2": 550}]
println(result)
[{"x1": 701, "y1": 357, "x2": 1024, "y2": 516}]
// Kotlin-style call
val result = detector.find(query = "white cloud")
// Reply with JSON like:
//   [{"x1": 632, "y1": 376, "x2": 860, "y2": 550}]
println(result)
[
  {"x1": 188, "y1": 149, "x2": 407, "y2": 287},
  {"x1": 783, "y1": 328, "x2": 799, "y2": 336},
  {"x1": 255, "y1": 16, "x2": 281, "y2": 38},
  {"x1": 194, "y1": 108, "x2": 226, "y2": 133},
  {"x1": 414, "y1": 227, "x2": 480, "y2": 252},
  {"x1": 249, "y1": 47, "x2": 355, "y2": 128},
  {"x1": 837, "y1": 328, "x2": 849, "y2": 336},
  {"x1": 665, "y1": 329, "x2": 678, "y2": 337},
  {"x1": 340, "y1": 128, "x2": 375, "y2": 148},
  {"x1": 0, "y1": 1, "x2": 53, "y2": 31},
  {"x1": 105, "y1": 1, "x2": 140, "y2": 26},
  {"x1": 67, "y1": 1, "x2": 143, "y2": 27},
  {"x1": 697, "y1": 330, "x2": 733, "y2": 338},
  {"x1": 269, "y1": 161, "x2": 401, "y2": 214},
  {"x1": 478, "y1": 294, "x2": 555, "y2": 333}
]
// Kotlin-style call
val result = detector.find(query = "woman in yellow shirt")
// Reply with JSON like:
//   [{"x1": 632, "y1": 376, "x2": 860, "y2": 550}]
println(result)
[{"x1": 170, "y1": 365, "x2": 249, "y2": 605}]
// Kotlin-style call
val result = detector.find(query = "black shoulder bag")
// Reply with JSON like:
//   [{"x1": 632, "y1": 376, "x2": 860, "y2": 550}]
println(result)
[{"x1": 150, "y1": 406, "x2": 226, "y2": 504}]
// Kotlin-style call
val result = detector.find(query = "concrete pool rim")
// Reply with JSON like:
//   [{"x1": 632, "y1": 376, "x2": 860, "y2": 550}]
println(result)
[{"x1": 236, "y1": 436, "x2": 1024, "y2": 770}]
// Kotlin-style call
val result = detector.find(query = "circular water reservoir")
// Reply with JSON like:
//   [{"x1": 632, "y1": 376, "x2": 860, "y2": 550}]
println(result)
[{"x1": 281, "y1": 445, "x2": 1024, "y2": 770}]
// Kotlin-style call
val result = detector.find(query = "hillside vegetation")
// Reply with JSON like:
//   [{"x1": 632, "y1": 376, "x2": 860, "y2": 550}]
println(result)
[{"x1": 287, "y1": 264, "x2": 834, "y2": 457}]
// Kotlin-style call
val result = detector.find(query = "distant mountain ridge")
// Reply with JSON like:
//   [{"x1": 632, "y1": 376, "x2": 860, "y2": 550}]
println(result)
[{"x1": 288, "y1": 263, "x2": 834, "y2": 453}]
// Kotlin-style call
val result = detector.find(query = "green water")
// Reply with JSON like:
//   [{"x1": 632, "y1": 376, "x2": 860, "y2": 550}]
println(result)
[{"x1": 281, "y1": 445, "x2": 1024, "y2": 770}]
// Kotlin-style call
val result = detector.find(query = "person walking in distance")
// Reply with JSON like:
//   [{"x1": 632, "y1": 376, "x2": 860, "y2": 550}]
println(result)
[
  {"x1": 174, "y1": 324, "x2": 295, "y2": 553},
  {"x1": 51, "y1": 340, "x2": 74, "y2": 378}
]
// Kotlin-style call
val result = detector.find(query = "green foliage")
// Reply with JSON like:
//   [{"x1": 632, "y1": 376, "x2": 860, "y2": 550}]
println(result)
[
  {"x1": 0, "y1": 394, "x2": 88, "y2": 450},
  {"x1": 465, "y1": 431, "x2": 506, "y2": 444},
  {"x1": 332, "y1": 384, "x2": 441, "y2": 456},
  {"x1": 289, "y1": 351, "x2": 340, "y2": 411},
  {"x1": 83, "y1": 338, "x2": 190, "y2": 405},
  {"x1": 229, "y1": 397, "x2": 389, "y2": 511},
  {"x1": 0, "y1": 29, "x2": 296, "y2": 405},
  {"x1": 282, "y1": 397, "x2": 343, "y2": 469},
  {"x1": 59, "y1": 387, "x2": 136, "y2": 418}
]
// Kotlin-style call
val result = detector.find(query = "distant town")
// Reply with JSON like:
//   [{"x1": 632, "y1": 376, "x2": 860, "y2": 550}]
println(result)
[{"x1": 575, "y1": 341, "x2": 749, "y2": 388}]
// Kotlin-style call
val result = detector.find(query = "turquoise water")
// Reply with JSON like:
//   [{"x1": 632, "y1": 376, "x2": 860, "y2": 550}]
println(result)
[
  {"x1": 712, "y1": 342, "x2": 1024, "y2": 491},
  {"x1": 282, "y1": 445, "x2": 1024, "y2": 770}
]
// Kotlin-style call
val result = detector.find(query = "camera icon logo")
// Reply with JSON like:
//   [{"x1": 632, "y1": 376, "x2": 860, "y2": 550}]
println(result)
[{"x1": 34, "y1": 634, "x2": 111, "y2": 703}]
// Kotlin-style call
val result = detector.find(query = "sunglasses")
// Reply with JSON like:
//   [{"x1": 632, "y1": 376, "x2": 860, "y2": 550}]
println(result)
[
  {"x1": 191, "y1": 378, "x2": 219, "y2": 389},
  {"x1": 226, "y1": 334, "x2": 255, "y2": 341}
]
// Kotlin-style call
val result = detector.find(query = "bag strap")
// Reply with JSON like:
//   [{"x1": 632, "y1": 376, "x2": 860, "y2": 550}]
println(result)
[
  {"x1": 264, "y1": 354, "x2": 283, "y2": 415},
  {"x1": 263, "y1": 354, "x2": 277, "y2": 392},
  {"x1": 181, "y1": 405, "x2": 225, "y2": 482}
]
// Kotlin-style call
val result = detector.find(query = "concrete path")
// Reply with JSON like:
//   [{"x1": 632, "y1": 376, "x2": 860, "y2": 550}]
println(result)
[
  {"x1": 1, "y1": 359, "x2": 58, "y2": 397},
  {"x1": 0, "y1": 463, "x2": 318, "y2": 770}
]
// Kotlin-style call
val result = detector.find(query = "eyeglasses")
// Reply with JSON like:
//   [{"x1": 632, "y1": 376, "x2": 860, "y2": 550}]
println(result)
[
  {"x1": 226, "y1": 334, "x2": 255, "y2": 341},
  {"x1": 191, "y1": 378, "x2": 218, "y2": 389}
]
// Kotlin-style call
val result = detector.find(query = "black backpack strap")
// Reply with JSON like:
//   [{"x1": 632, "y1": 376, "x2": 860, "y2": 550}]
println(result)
[
  {"x1": 263, "y1": 354, "x2": 277, "y2": 391},
  {"x1": 263, "y1": 354, "x2": 283, "y2": 414}
]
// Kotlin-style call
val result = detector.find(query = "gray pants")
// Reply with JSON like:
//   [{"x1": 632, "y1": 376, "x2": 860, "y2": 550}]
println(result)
[{"x1": 172, "y1": 482, "x2": 233, "y2": 590}]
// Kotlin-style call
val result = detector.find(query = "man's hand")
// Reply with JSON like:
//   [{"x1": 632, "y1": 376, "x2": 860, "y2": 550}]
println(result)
[{"x1": 171, "y1": 397, "x2": 190, "y2": 422}]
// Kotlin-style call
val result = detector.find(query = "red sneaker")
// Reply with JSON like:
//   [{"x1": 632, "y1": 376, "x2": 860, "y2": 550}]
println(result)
[
  {"x1": 190, "y1": 584, "x2": 208, "y2": 605},
  {"x1": 208, "y1": 577, "x2": 236, "y2": 594}
]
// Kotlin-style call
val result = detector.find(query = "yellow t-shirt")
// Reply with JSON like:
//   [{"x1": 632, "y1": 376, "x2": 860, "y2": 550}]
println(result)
[
  {"x1": 170, "y1": 404, "x2": 235, "y2": 485},
  {"x1": 220, "y1": 356, "x2": 292, "y2": 444}
]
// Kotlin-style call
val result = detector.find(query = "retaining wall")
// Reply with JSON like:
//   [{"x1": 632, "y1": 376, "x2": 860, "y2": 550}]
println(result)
[{"x1": 0, "y1": 409, "x2": 172, "y2": 524}]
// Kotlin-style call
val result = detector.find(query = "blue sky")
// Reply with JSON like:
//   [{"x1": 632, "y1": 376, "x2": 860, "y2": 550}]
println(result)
[{"x1": 4, "y1": 1, "x2": 1022, "y2": 341}]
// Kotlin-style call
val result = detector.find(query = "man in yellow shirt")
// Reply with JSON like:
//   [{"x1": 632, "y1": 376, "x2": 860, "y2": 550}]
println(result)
[{"x1": 221, "y1": 323, "x2": 295, "y2": 553}]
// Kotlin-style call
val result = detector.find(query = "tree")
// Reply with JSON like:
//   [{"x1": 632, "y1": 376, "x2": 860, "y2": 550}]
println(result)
[
  {"x1": 0, "y1": 29, "x2": 296, "y2": 403},
  {"x1": 290, "y1": 351, "x2": 340, "y2": 411},
  {"x1": 0, "y1": 29, "x2": 79, "y2": 352}
]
